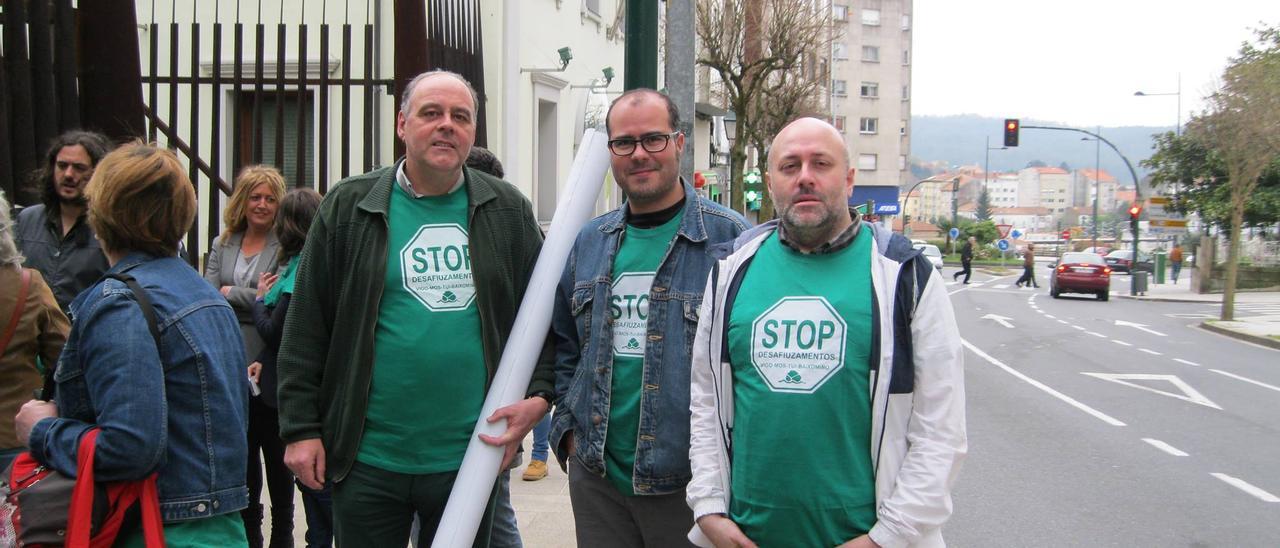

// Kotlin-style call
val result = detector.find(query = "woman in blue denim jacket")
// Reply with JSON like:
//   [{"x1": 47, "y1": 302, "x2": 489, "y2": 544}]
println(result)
[{"x1": 15, "y1": 143, "x2": 250, "y2": 546}]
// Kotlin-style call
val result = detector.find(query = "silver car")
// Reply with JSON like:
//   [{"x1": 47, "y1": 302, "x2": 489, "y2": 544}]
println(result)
[{"x1": 914, "y1": 243, "x2": 944, "y2": 270}]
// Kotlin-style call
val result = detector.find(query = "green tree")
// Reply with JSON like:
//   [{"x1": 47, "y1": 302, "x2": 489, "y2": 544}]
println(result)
[
  {"x1": 1144, "y1": 130, "x2": 1280, "y2": 231},
  {"x1": 975, "y1": 186, "x2": 993, "y2": 221},
  {"x1": 1195, "y1": 24, "x2": 1280, "y2": 320}
]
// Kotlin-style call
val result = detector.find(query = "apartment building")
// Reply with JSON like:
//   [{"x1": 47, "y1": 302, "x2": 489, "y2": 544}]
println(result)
[{"x1": 832, "y1": 0, "x2": 913, "y2": 215}]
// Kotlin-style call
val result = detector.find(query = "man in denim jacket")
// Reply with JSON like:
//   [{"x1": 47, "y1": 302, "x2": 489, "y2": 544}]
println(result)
[{"x1": 550, "y1": 89, "x2": 748, "y2": 547}]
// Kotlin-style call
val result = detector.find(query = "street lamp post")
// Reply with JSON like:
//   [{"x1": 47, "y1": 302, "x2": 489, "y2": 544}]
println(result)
[
  {"x1": 984, "y1": 136, "x2": 1006, "y2": 193},
  {"x1": 1134, "y1": 73, "x2": 1182, "y2": 135},
  {"x1": 1082, "y1": 130, "x2": 1102, "y2": 250}
]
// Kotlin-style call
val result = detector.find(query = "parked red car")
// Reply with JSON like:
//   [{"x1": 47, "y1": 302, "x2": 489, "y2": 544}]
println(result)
[{"x1": 1050, "y1": 252, "x2": 1112, "y2": 301}]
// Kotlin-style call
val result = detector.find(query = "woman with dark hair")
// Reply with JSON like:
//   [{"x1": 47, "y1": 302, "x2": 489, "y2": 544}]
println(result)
[
  {"x1": 15, "y1": 143, "x2": 249, "y2": 546},
  {"x1": 249, "y1": 187, "x2": 329, "y2": 547}
]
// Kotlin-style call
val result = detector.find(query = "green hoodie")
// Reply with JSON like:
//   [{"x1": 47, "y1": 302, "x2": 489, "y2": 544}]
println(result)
[{"x1": 276, "y1": 163, "x2": 555, "y2": 483}]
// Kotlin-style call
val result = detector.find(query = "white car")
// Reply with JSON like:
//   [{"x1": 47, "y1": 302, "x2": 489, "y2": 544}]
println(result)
[{"x1": 914, "y1": 243, "x2": 944, "y2": 270}]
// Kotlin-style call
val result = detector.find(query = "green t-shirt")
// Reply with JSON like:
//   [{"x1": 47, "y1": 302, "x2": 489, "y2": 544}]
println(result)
[
  {"x1": 117, "y1": 513, "x2": 247, "y2": 548},
  {"x1": 357, "y1": 180, "x2": 486, "y2": 474},
  {"x1": 726, "y1": 227, "x2": 878, "y2": 546},
  {"x1": 604, "y1": 211, "x2": 683, "y2": 495}
]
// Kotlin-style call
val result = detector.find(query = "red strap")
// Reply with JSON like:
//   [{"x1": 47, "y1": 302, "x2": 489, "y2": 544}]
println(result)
[
  {"x1": 66, "y1": 429, "x2": 166, "y2": 548},
  {"x1": 0, "y1": 268, "x2": 32, "y2": 357}
]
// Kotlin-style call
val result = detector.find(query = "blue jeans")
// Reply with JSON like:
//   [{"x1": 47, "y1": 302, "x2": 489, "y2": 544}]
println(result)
[
  {"x1": 489, "y1": 470, "x2": 522, "y2": 548},
  {"x1": 531, "y1": 414, "x2": 551, "y2": 463},
  {"x1": 298, "y1": 480, "x2": 334, "y2": 548}
]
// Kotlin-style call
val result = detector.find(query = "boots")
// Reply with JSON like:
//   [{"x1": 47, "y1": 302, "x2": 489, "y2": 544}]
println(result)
[{"x1": 242, "y1": 503, "x2": 265, "y2": 548}]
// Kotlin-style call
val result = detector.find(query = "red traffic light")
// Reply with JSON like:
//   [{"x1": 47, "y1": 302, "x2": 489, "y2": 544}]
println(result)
[
  {"x1": 1004, "y1": 119, "x2": 1020, "y2": 147},
  {"x1": 1128, "y1": 205, "x2": 1141, "y2": 218}
]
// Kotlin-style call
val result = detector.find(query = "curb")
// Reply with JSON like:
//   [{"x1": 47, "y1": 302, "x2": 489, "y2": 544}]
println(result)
[
  {"x1": 1115, "y1": 294, "x2": 1222, "y2": 304},
  {"x1": 1199, "y1": 321, "x2": 1280, "y2": 351}
]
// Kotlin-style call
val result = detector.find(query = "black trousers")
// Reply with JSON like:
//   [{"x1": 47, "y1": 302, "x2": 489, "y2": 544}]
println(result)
[
  {"x1": 1016, "y1": 264, "x2": 1038, "y2": 287},
  {"x1": 954, "y1": 259, "x2": 972, "y2": 283},
  {"x1": 244, "y1": 396, "x2": 296, "y2": 548}
]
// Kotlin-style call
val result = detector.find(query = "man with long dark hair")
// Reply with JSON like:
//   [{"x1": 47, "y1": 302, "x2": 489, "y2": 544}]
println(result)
[{"x1": 14, "y1": 130, "x2": 113, "y2": 310}]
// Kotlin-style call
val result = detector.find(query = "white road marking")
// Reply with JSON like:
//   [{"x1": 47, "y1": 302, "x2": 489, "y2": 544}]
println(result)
[
  {"x1": 1141, "y1": 438, "x2": 1189, "y2": 457},
  {"x1": 982, "y1": 314, "x2": 1016, "y2": 328},
  {"x1": 1174, "y1": 358, "x2": 1200, "y2": 367},
  {"x1": 964, "y1": 340, "x2": 1126, "y2": 426},
  {"x1": 1072, "y1": 325, "x2": 1086, "y2": 331},
  {"x1": 1081, "y1": 372, "x2": 1222, "y2": 409},
  {"x1": 1210, "y1": 473, "x2": 1280, "y2": 503},
  {"x1": 1209, "y1": 369, "x2": 1280, "y2": 393},
  {"x1": 1045, "y1": 314, "x2": 1057, "y2": 319},
  {"x1": 1085, "y1": 331, "x2": 1107, "y2": 338},
  {"x1": 1112, "y1": 339, "x2": 1132, "y2": 346},
  {"x1": 1057, "y1": 320, "x2": 1069, "y2": 325},
  {"x1": 1139, "y1": 348, "x2": 1163, "y2": 356},
  {"x1": 1114, "y1": 320, "x2": 1168, "y2": 337},
  {"x1": 994, "y1": 284, "x2": 1010, "y2": 289}
]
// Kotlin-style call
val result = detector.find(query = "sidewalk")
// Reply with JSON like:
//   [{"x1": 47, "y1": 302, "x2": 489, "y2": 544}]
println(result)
[{"x1": 1113, "y1": 269, "x2": 1280, "y2": 351}]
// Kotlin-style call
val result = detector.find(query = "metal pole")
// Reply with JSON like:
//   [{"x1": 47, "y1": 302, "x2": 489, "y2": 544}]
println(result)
[
  {"x1": 1093, "y1": 127, "x2": 1100, "y2": 249},
  {"x1": 984, "y1": 136, "x2": 990, "y2": 193},
  {"x1": 666, "y1": 0, "x2": 695, "y2": 183},
  {"x1": 1175, "y1": 73, "x2": 1182, "y2": 136},
  {"x1": 624, "y1": 0, "x2": 659, "y2": 90}
]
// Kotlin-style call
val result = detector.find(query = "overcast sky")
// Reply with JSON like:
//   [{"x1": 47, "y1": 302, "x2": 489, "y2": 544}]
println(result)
[{"x1": 912, "y1": 0, "x2": 1273, "y2": 129}]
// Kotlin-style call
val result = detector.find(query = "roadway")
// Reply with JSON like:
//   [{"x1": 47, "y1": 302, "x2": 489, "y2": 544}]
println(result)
[{"x1": 943, "y1": 265, "x2": 1280, "y2": 546}]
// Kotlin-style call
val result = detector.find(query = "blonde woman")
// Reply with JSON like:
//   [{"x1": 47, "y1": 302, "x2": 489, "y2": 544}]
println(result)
[{"x1": 204, "y1": 165, "x2": 291, "y2": 546}]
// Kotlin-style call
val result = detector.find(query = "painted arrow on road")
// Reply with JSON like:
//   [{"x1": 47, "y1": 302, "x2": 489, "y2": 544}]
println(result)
[
  {"x1": 1081, "y1": 373, "x2": 1221, "y2": 409},
  {"x1": 1114, "y1": 320, "x2": 1167, "y2": 337},
  {"x1": 982, "y1": 314, "x2": 1015, "y2": 328}
]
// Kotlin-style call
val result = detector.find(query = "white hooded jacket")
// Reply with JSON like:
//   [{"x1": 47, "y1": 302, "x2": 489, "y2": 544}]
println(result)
[{"x1": 686, "y1": 221, "x2": 967, "y2": 548}]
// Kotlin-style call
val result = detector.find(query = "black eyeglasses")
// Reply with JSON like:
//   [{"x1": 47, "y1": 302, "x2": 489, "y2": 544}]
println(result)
[{"x1": 608, "y1": 132, "x2": 680, "y2": 156}]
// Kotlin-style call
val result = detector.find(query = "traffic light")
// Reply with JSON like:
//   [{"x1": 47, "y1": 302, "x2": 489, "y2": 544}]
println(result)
[
  {"x1": 1128, "y1": 205, "x2": 1141, "y2": 220},
  {"x1": 1003, "y1": 119, "x2": 1020, "y2": 147}
]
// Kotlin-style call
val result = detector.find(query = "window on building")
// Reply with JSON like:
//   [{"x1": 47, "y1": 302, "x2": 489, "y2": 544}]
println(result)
[
  {"x1": 902, "y1": 84, "x2": 909, "y2": 100},
  {"x1": 861, "y1": 9, "x2": 880, "y2": 26},
  {"x1": 584, "y1": 0, "x2": 601, "y2": 16},
  {"x1": 859, "y1": 81, "x2": 878, "y2": 98},
  {"x1": 900, "y1": 120, "x2": 908, "y2": 135},
  {"x1": 833, "y1": 42, "x2": 848, "y2": 60},
  {"x1": 832, "y1": 79, "x2": 848, "y2": 97},
  {"x1": 862, "y1": 46, "x2": 879, "y2": 62},
  {"x1": 833, "y1": 4, "x2": 848, "y2": 21},
  {"x1": 237, "y1": 90, "x2": 315, "y2": 188},
  {"x1": 899, "y1": 155, "x2": 907, "y2": 170},
  {"x1": 901, "y1": 14, "x2": 911, "y2": 30},
  {"x1": 858, "y1": 153, "x2": 878, "y2": 171},
  {"x1": 833, "y1": 116, "x2": 846, "y2": 133},
  {"x1": 859, "y1": 117, "x2": 878, "y2": 134},
  {"x1": 902, "y1": 49, "x2": 910, "y2": 65}
]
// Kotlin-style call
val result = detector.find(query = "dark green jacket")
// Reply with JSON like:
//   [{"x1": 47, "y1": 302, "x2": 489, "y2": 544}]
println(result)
[{"x1": 276, "y1": 163, "x2": 556, "y2": 482}]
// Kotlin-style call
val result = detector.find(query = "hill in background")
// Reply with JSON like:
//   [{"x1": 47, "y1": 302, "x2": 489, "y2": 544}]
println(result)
[{"x1": 909, "y1": 114, "x2": 1172, "y2": 185}]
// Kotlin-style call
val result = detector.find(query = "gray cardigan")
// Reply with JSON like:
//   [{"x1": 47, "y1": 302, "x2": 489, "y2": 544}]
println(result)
[{"x1": 204, "y1": 231, "x2": 280, "y2": 363}]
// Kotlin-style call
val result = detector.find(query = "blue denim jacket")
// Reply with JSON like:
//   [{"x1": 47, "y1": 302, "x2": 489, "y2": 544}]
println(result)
[
  {"x1": 29, "y1": 253, "x2": 250, "y2": 521},
  {"x1": 550, "y1": 182, "x2": 748, "y2": 495}
]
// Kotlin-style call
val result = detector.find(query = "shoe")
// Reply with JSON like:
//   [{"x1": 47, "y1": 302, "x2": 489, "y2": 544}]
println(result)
[{"x1": 522, "y1": 459, "x2": 548, "y2": 481}]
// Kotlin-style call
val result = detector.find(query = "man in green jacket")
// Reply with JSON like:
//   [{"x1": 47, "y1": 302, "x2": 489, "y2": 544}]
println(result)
[{"x1": 277, "y1": 70, "x2": 555, "y2": 547}]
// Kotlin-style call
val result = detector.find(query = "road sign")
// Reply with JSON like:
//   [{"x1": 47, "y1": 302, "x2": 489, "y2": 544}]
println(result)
[
  {"x1": 996, "y1": 239, "x2": 1010, "y2": 251},
  {"x1": 996, "y1": 224, "x2": 1013, "y2": 239},
  {"x1": 1010, "y1": 229, "x2": 1023, "y2": 239},
  {"x1": 949, "y1": 227, "x2": 960, "y2": 239}
]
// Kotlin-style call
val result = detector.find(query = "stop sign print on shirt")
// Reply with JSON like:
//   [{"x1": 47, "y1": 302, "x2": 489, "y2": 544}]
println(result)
[
  {"x1": 750, "y1": 296, "x2": 847, "y2": 393},
  {"x1": 611, "y1": 273, "x2": 656, "y2": 357},
  {"x1": 399, "y1": 223, "x2": 475, "y2": 311}
]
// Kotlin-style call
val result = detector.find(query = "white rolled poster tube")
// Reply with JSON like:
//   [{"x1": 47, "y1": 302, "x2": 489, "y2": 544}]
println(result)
[{"x1": 431, "y1": 128, "x2": 612, "y2": 547}]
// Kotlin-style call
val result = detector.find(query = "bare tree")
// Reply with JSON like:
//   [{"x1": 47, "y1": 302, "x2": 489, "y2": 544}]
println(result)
[
  {"x1": 696, "y1": 0, "x2": 833, "y2": 214},
  {"x1": 1196, "y1": 25, "x2": 1280, "y2": 320}
]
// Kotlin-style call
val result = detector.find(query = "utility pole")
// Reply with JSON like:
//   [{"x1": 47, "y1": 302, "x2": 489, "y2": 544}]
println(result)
[
  {"x1": 625, "y1": 1, "x2": 659, "y2": 90},
  {"x1": 665, "y1": 1, "x2": 695, "y2": 183}
]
